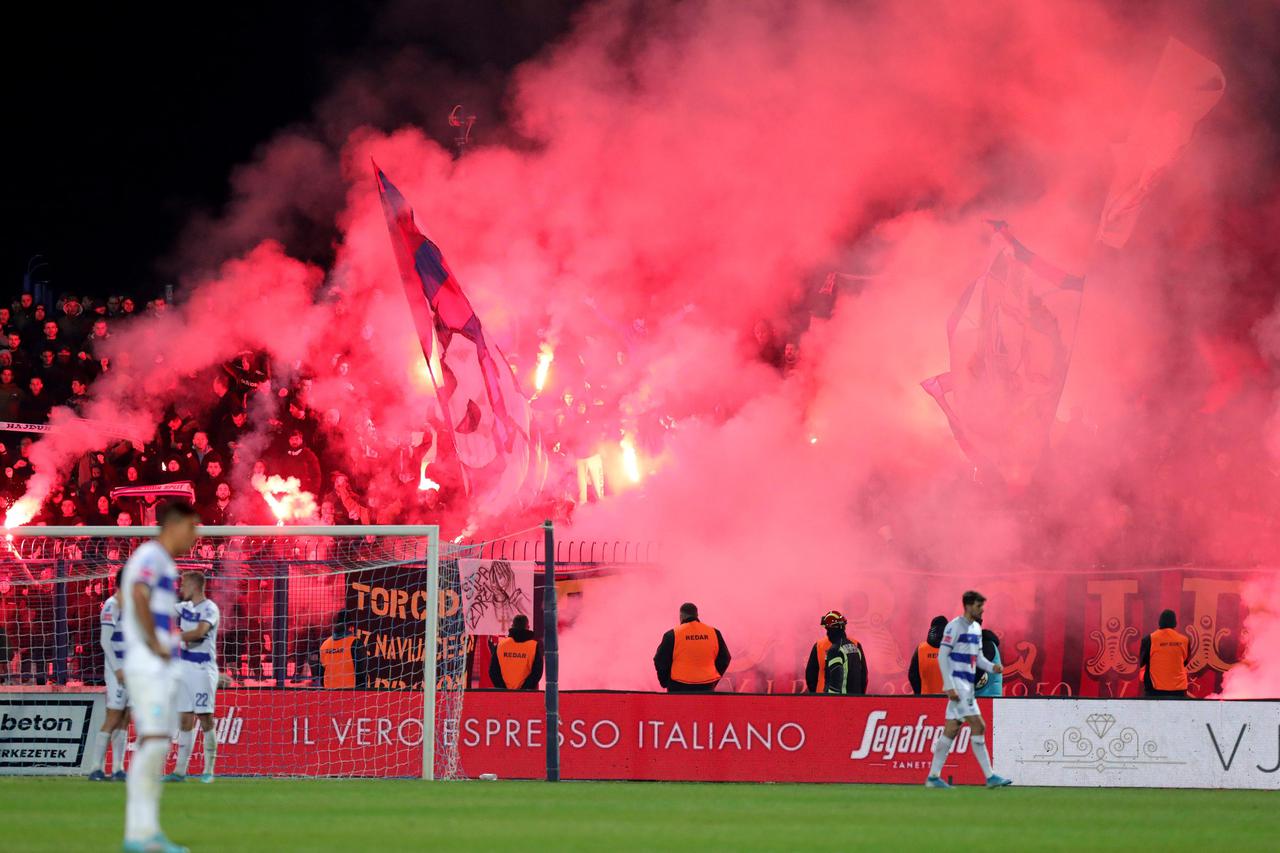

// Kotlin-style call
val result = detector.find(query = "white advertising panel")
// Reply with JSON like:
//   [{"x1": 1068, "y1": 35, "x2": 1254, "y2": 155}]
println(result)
[
  {"x1": 994, "y1": 698, "x2": 1280, "y2": 789},
  {"x1": 0, "y1": 692, "x2": 106, "y2": 775}
]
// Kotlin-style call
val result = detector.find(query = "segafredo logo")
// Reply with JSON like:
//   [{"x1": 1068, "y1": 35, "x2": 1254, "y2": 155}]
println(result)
[
  {"x1": 213, "y1": 707, "x2": 244, "y2": 746},
  {"x1": 850, "y1": 711, "x2": 970, "y2": 762}
]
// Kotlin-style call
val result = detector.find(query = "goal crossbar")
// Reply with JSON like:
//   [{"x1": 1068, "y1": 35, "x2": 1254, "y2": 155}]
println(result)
[{"x1": 6, "y1": 525, "x2": 439, "y2": 538}]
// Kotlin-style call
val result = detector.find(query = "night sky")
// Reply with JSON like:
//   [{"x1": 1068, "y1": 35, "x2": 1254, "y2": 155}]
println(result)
[
  {"x1": 4, "y1": 1, "x2": 1276, "y2": 302},
  {"x1": 3, "y1": 1, "x2": 581, "y2": 299}
]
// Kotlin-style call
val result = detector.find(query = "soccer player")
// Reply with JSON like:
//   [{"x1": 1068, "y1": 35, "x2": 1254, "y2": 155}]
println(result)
[
  {"x1": 121, "y1": 502, "x2": 199, "y2": 853},
  {"x1": 89, "y1": 568, "x2": 131, "y2": 781},
  {"x1": 165, "y1": 570, "x2": 220, "y2": 783},
  {"x1": 924, "y1": 590, "x2": 1013, "y2": 789}
]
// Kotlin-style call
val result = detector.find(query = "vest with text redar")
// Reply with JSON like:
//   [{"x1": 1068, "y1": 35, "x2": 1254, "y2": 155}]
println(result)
[
  {"x1": 320, "y1": 635, "x2": 356, "y2": 689},
  {"x1": 1148, "y1": 628, "x2": 1190, "y2": 691},
  {"x1": 916, "y1": 642, "x2": 944, "y2": 694},
  {"x1": 496, "y1": 638, "x2": 537, "y2": 688},
  {"x1": 671, "y1": 621, "x2": 721, "y2": 684}
]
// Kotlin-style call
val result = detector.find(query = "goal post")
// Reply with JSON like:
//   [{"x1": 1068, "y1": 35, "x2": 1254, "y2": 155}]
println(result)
[{"x1": 0, "y1": 524, "x2": 466, "y2": 780}]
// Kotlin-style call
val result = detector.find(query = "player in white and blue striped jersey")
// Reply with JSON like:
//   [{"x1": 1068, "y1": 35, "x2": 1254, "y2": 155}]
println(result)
[
  {"x1": 924, "y1": 590, "x2": 1013, "y2": 789},
  {"x1": 120, "y1": 502, "x2": 199, "y2": 853},
  {"x1": 88, "y1": 568, "x2": 131, "y2": 781},
  {"x1": 164, "y1": 570, "x2": 221, "y2": 784}
]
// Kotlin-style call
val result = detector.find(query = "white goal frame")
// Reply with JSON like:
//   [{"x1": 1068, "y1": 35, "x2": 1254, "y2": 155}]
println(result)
[{"x1": 8, "y1": 524, "x2": 443, "y2": 780}]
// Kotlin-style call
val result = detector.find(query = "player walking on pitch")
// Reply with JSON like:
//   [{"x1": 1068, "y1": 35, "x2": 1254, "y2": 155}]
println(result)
[
  {"x1": 89, "y1": 568, "x2": 131, "y2": 781},
  {"x1": 165, "y1": 570, "x2": 220, "y2": 783},
  {"x1": 924, "y1": 590, "x2": 1013, "y2": 789},
  {"x1": 121, "y1": 503, "x2": 199, "y2": 853}
]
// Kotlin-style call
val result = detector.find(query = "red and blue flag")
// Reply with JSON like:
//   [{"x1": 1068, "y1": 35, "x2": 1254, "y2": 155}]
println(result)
[{"x1": 375, "y1": 165, "x2": 537, "y2": 511}]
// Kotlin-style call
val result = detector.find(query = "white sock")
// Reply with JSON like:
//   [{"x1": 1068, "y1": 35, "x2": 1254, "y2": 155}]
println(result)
[
  {"x1": 972, "y1": 735, "x2": 994, "y2": 777},
  {"x1": 174, "y1": 729, "x2": 196, "y2": 776},
  {"x1": 125, "y1": 738, "x2": 167, "y2": 842},
  {"x1": 202, "y1": 729, "x2": 218, "y2": 776},
  {"x1": 111, "y1": 729, "x2": 128, "y2": 775},
  {"x1": 929, "y1": 734, "x2": 954, "y2": 778},
  {"x1": 91, "y1": 730, "x2": 110, "y2": 773}
]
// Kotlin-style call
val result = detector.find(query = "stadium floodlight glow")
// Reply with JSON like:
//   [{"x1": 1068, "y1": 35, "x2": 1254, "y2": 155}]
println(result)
[{"x1": 3, "y1": 524, "x2": 464, "y2": 781}]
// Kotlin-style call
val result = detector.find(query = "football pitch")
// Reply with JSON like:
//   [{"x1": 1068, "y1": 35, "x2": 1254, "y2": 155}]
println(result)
[{"x1": 1, "y1": 777, "x2": 1274, "y2": 852}]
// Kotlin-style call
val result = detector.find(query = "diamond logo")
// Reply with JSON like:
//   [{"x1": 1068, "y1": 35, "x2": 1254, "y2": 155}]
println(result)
[{"x1": 1085, "y1": 713, "x2": 1115, "y2": 739}]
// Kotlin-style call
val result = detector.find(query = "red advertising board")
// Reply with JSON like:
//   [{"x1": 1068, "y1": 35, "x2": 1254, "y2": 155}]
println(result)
[{"x1": 187, "y1": 690, "x2": 989, "y2": 784}]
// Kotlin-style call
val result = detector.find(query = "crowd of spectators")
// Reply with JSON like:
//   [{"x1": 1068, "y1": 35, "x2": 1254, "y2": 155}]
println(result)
[
  {"x1": 0, "y1": 284, "x2": 482, "y2": 685},
  {"x1": 0, "y1": 288, "x2": 397, "y2": 530}
]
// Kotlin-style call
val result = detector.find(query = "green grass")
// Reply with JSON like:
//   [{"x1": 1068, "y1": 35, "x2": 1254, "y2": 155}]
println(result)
[{"x1": 0, "y1": 777, "x2": 1274, "y2": 852}]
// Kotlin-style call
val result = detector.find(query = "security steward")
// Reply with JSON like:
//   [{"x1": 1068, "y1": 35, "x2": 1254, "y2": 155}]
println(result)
[
  {"x1": 821, "y1": 611, "x2": 869, "y2": 695},
  {"x1": 907, "y1": 615, "x2": 947, "y2": 695},
  {"x1": 653, "y1": 602, "x2": 731, "y2": 692},
  {"x1": 317, "y1": 612, "x2": 365, "y2": 689},
  {"x1": 1139, "y1": 609, "x2": 1191, "y2": 698},
  {"x1": 489, "y1": 614, "x2": 544, "y2": 690}
]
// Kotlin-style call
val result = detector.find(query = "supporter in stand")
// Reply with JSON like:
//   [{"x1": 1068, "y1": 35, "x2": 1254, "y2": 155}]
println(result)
[
  {"x1": 0, "y1": 368, "x2": 23, "y2": 419},
  {"x1": 273, "y1": 429, "x2": 321, "y2": 495},
  {"x1": 21, "y1": 376, "x2": 53, "y2": 422}
]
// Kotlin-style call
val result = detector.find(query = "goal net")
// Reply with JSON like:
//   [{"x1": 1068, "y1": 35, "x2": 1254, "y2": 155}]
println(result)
[{"x1": 0, "y1": 525, "x2": 468, "y2": 780}]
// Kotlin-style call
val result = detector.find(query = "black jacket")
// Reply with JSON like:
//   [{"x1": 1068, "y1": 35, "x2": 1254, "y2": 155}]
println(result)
[{"x1": 824, "y1": 636, "x2": 869, "y2": 695}]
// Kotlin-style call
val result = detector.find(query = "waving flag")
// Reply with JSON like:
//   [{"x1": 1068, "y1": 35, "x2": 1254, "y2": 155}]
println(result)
[
  {"x1": 1097, "y1": 37, "x2": 1225, "y2": 248},
  {"x1": 375, "y1": 165, "x2": 535, "y2": 512},
  {"x1": 923, "y1": 222, "x2": 1083, "y2": 488}
]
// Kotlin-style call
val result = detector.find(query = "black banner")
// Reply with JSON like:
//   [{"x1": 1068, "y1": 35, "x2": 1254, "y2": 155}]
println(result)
[{"x1": 344, "y1": 558, "x2": 469, "y2": 690}]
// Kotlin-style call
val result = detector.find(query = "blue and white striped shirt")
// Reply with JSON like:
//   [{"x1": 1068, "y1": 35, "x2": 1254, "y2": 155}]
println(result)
[
  {"x1": 100, "y1": 596, "x2": 125, "y2": 669},
  {"x1": 121, "y1": 540, "x2": 179, "y2": 672},
  {"x1": 939, "y1": 616, "x2": 993, "y2": 693}
]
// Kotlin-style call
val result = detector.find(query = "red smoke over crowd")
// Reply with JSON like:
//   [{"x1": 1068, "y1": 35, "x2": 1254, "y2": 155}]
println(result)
[{"x1": 10, "y1": 1, "x2": 1280, "y2": 694}]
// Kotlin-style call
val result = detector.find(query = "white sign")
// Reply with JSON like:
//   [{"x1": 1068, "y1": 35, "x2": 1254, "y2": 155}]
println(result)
[
  {"x1": 993, "y1": 698, "x2": 1280, "y2": 789},
  {"x1": 0, "y1": 693, "x2": 105, "y2": 775},
  {"x1": 458, "y1": 559, "x2": 535, "y2": 636}
]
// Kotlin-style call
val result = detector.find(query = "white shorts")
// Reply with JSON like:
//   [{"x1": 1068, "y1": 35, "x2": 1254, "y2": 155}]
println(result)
[
  {"x1": 104, "y1": 664, "x2": 129, "y2": 711},
  {"x1": 945, "y1": 690, "x2": 981, "y2": 721},
  {"x1": 175, "y1": 664, "x2": 218, "y2": 715},
  {"x1": 125, "y1": 666, "x2": 177, "y2": 738}
]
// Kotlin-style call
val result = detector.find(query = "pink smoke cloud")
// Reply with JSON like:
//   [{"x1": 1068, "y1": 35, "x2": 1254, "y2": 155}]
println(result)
[{"x1": 13, "y1": 1, "x2": 1280, "y2": 694}]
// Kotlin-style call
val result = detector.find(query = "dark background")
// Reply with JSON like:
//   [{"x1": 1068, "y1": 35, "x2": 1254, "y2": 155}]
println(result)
[
  {"x1": 1, "y1": 1, "x2": 582, "y2": 299},
  {"x1": 2, "y1": 1, "x2": 1276, "y2": 301}
]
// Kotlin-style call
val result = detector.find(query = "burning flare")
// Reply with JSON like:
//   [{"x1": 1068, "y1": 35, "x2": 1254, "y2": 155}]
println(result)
[
  {"x1": 251, "y1": 474, "x2": 318, "y2": 525},
  {"x1": 534, "y1": 343, "x2": 554, "y2": 394},
  {"x1": 4, "y1": 496, "x2": 40, "y2": 530},
  {"x1": 620, "y1": 434, "x2": 642, "y2": 484},
  {"x1": 418, "y1": 455, "x2": 440, "y2": 492}
]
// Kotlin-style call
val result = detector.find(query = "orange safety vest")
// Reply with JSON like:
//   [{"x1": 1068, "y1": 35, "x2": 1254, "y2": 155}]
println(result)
[
  {"x1": 671, "y1": 620, "x2": 721, "y2": 685},
  {"x1": 496, "y1": 638, "x2": 538, "y2": 689},
  {"x1": 1148, "y1": 628, "x2": 1190, "y2": 691},
  {"x1": 320, "y1": 635, "x2": 357, "y2": 689},
  {"x1": 916, "y1": 642, "x2": 944, "y2": 694},
  {"x1": 813, "y1": 637, "x2": 833, "y2": 692}
]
